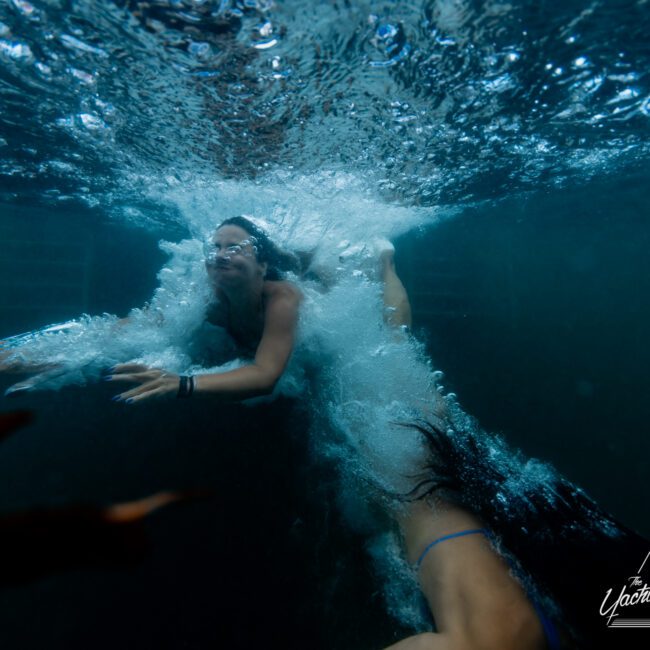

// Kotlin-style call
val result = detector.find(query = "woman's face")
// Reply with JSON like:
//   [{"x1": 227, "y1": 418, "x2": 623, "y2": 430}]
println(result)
[{"x1": 204, "y1": 225, "x2": 267, "y2": 288}]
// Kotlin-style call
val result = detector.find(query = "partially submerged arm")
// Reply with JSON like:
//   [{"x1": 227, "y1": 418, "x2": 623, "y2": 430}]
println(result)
[
  {"x1": 190, "y1": 284, "x2": 301, "y2": 400},
  {"x1": 110, "y1": 284, "x2": 302, "y2": 403}
]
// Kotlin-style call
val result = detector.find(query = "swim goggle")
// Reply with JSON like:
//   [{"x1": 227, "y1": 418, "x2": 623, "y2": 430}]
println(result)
[{"x1": 203, "y1": 236, "x2": 259, "y2": 264}]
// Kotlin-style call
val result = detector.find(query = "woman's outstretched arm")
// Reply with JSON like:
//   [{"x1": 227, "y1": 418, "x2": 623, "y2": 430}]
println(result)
[{"x1": 107, "y1": 284, "x2": 302, "y2": 404}]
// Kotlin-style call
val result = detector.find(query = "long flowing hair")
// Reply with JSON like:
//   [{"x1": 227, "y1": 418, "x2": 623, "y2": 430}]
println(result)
[{"x1": 405, "y1": 413, "x2": 649, "y2": 648}]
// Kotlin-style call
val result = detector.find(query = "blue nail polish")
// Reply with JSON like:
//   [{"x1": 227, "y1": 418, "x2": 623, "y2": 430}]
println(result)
[
  {"x1": 109, "y1": 365, "x2": 117, "y2": 372},
  {"x1": 111, "y1": 395, "x2": 122, "y2": 402},
  {"x1": 125, "y1": 398, "x2": 134, "y2": 404},
  {"x1": 104, "y1": 375, "x2": 113, "y2": 381}
]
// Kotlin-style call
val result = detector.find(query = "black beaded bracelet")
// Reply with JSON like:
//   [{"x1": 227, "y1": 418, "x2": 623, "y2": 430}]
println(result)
[{"x1": 177, "y1": 375, "x2": 195, "y2": 398}]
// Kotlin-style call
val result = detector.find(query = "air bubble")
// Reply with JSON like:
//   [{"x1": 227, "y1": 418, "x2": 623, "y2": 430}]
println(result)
[
  {"x1": 68, "y1": 67, "x2": 95, "y2": 84},
  {"x1": 60, "y1": 34, "x2": 108, "y2": 58},
  {"x1": 188, "y1": 41, "x2": 211, "y2": 59},
  {"x1": 253, "y1": 38, "x2": 277, "y2": 50},
  {"x1": 78, "y1": 113, "x2": 107, "y2": 131},
  {"x1": 0, "y1": 40, "x2": 33, "y2": 61},
  {"x1": 11, "y1": 0, "x2": 37, "y2": 19},
  {"x1": 640, "y1": 97, "x2": 650, "y2": 116},
  {"x1": 376, "y1": 24, "x2": 397, "y2": 40}
]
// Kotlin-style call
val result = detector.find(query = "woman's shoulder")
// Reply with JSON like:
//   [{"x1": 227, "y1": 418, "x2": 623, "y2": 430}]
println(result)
[{"x1": 263, "y1": 279, "x2": 303, "y2": 304}]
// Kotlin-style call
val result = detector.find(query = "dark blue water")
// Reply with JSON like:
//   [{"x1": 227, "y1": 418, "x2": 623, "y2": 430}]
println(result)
[{"x1": 1, "y1": 1, "x2": 650, "y2": 648}]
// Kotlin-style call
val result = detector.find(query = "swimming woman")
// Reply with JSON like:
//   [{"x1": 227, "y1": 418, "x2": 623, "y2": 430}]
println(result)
[
  {"x1": 376, "y1": 280, "x2": 649, "y2": 648},
  {"x1": 0, "y1": 215, "x2": 415, "y2": 403},
  {"x1": 94, "y1": 217, "x2": 302, "y2": 403},
  {"x1": 0, "y1": 216, "x2": 304, "y2": 400},
  {"x1": 385, "y1": 471, "x2": 554, "y2": 650},
  {"x1": 371, "y1": 273, "x2": 555, "y2": 650}
]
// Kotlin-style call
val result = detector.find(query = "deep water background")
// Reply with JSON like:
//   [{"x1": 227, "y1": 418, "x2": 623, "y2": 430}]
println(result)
[
  {"x1": 0, "y1": 167, "x2": 648, "y2": 649},
  {"x1": 398, "y1": 170, "x2": 650, "y2": 537}
]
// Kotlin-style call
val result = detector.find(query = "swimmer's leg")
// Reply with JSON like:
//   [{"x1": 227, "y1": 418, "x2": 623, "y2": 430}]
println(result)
[
  {"x1": 378, "y1": 243, "x2": 412, "y2": 329},
  {"x1": 378, "y1": 243, "x2": 450, "y2": 421},
  {"x1": 384, "y1": 499, "x2": 546, "y2": 650}
]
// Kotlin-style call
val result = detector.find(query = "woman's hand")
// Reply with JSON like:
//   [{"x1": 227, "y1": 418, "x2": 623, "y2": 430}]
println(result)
[{"x1": 106, "y1": 363, "x2": 180, "y2": 404}]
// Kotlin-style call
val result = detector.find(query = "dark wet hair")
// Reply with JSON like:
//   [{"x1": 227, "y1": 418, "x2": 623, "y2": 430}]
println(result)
[
  {"x1": 217, "y1": 216, "x2": 300, "y2": 281},
  {"x1": 404, "y1": 415, "x2": 649, "y2": 648}
]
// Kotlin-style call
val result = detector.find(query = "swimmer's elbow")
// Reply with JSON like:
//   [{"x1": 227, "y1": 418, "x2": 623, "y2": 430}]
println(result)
[
  {"x1": 260, "y1": 374, "x2": 281, "y2": 395},
  {"x1": 252, "y1": 367, "x2": 281, "y2": 396}
]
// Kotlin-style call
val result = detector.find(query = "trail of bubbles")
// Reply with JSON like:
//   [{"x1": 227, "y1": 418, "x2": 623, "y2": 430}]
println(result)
[
  {"x1": 147, "y1": 169, "x2": 450, "y2": 249},
  {"x1": 1, "y1": 238, "x2": 210, "y2": 393}
]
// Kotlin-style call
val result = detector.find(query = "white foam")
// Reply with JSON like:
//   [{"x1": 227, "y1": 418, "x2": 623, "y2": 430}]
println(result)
[
  {"x1": 145, "y1": 169, "x2": 445, "y2": 252},
  {"x1": 2, "y1": 238, "x2": 211, "y2": 392}
]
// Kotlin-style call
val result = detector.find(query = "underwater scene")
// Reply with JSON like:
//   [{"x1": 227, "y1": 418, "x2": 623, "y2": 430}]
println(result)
[{"x1": 1, "y1": 1, "x2": 649, "y2": 648}]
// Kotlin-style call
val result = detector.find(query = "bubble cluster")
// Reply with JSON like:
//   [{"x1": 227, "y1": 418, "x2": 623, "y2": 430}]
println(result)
[{"x1": 0, "y1": 1, "x2": 648, "y2": 209}]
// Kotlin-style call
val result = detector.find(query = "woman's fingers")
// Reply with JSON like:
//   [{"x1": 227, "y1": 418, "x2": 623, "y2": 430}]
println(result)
[
  {"x1": 107, "y1": 370, "x2": 162, "y2": 384},
  {"x1": 108, "y1": 365, "x2": 178, "y2": 403},
  {"x1": 106, "y1": 362, "x2": 167, "y2": 384},
  {"x1": 113, "y1": 379, "x2": 161, "y2": 401},
  {"x1": 4, "y1": 381, "x2": 34, "y2": 397},
  {"x1": 119, "y1": 385, "x2": 169, "y2": 404},
  {"x1": 112, "y1": 376, "x2": 177, "y2": 404}
]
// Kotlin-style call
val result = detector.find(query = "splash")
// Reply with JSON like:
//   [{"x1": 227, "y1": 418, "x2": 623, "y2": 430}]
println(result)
[
  {"x1": 1, "y1": 171, "x2": 443, "y2": 503},
  {"x1": 0, "y1": 176, "x2": 448, "y2": 628},
  {"x1": 152, "y1": 169, "x2": 445, "y2": 245},
  {"x1": 1, "y1": 237, "x2": 210, "y2": 393}
]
